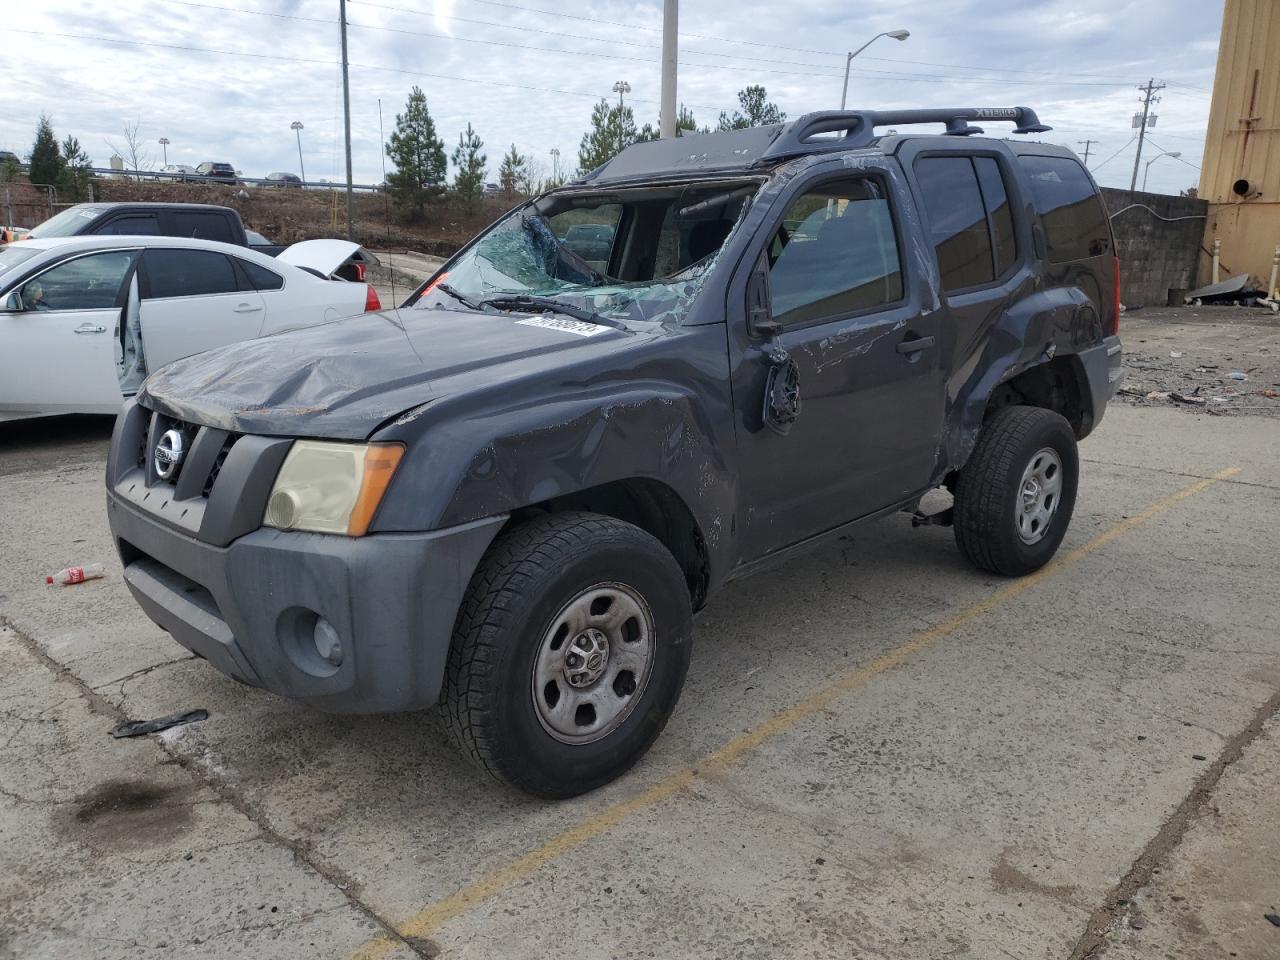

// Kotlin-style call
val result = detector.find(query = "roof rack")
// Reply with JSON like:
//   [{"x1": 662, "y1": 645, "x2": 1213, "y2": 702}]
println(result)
[{"x1": 759, "y1": 106, "x2": 1051, "y2": 162}]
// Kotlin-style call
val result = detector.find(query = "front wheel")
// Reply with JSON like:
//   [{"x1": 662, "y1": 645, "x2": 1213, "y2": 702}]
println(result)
[
  {"x1": 440, "y1": 512, "x2": 693, "y2": 799},
  {"x1": 953, "y1": 405, "x2": 1079, "y2": 576}
]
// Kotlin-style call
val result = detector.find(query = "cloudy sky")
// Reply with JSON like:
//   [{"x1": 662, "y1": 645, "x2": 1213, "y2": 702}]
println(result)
[{"x1": 2, "y1": 0, "x2": 1221, "y2": 194}]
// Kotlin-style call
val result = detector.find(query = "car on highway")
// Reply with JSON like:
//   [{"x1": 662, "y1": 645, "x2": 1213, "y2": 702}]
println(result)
[
  {"x1": 196, "y1": 161, "x2": 237, "y2": 184},
  {"x1": 106, "y1": 106, "x2": 1122, "y2": 799},
  {"x1": 159, "y1": 163, "x2": 198, "y2": 182},
  {"x1": 0, "y1": 234, "x2": 381, "y2": 421},
  {"x1": 265, "y1": 172, "x2": 303, "y2": 188}
]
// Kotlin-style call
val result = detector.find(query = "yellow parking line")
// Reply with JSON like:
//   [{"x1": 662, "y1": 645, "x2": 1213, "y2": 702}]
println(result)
[{"x1": 349, "y1": 466, "x2": 1241, "y2": 960}]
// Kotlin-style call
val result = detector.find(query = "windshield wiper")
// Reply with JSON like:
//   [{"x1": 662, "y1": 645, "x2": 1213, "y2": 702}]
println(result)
[
  {"x1": 480, "y1": 294, "x2": 624, "y2": 330},
  {"x1": 433, "y1": 281, "x2": 485, "y2": 311}
]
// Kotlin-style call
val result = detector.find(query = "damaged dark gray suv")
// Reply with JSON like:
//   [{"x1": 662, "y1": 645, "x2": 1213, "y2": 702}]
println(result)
[{"x1": 106, "y1": 107, "x2": 1122, "y2": 798}]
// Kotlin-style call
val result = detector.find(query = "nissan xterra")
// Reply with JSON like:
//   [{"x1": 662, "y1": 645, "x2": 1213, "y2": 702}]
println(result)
[{"x1": 106, "y1": 107, "x2": 1123, "y2": 798}]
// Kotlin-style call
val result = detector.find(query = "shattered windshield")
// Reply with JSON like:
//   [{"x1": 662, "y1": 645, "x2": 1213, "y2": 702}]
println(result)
[{"x1": 412, "y1": 180, "x2": 759, "y2": 325}]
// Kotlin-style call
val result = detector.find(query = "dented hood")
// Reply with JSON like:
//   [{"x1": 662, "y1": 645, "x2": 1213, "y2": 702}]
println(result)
[
  {"x1": 139, "y1": 307, "x2": 635, "y2": 439},
  {"x1": 276, "y1": 239, "x2": 377, "y2": 278}
]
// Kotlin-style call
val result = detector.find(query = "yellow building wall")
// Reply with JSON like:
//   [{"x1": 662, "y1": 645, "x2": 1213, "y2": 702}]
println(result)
[{"x1": 1199, "y1": 0, "x2": 1280, "y2": 290}]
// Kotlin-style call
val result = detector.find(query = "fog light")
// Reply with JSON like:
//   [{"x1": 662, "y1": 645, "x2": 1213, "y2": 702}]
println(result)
[{"x1": 313, "y1": 617, "x2": 344, "y2": 667}]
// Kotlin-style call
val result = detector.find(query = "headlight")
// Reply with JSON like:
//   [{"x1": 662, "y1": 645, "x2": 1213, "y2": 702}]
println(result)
[{"x1": 263, "y1": 441, "x2": 404, "y2": 536}]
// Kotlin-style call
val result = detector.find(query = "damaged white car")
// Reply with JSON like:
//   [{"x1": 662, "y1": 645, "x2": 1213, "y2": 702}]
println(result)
[{"x1": 0, "y1": 235, "x2": 381, "y2": 421}]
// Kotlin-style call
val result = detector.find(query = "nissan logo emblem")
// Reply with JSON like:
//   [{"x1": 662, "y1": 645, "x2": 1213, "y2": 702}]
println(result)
[{"x1": 154, "y1": 428, "x2": 187, "y2": 480}]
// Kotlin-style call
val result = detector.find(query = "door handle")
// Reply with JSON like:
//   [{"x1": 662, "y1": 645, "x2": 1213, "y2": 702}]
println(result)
[
  {"x1": 896, "y1": 336, "x2": 935, "y2": 355},
  {"x1": 233, "y1": 303, "x2": 263, "y2": 313},
  {"x1": 74, "y1": 323, "x2": 107, "y2": 334}
]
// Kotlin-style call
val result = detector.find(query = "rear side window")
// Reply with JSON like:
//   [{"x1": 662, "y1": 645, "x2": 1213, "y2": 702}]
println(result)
[
  {"x1": 974, "y1": 158, "x2": 1017, "y2": 277},
  {"x1": 96, "y1": 214, "x2": 161, "y2": 236},
  {"x1": 767, "y1": 177, "x2": 903, "y2": 327},
  {"x1": 237, "y1": 258, "x2": 284, "y2": 291},
  {"x1": 1018, "y1": 155, "x2": 1111, "y2": 262},
  {"x1": 168, "y1": 211, "x2": 237, "y2": 244},
  {"x1": 914, "y1": 157, "x2": 995, "y2": 292},
  {"x1": 142, "y1": 249, "x2": 239, "y2": 299}
]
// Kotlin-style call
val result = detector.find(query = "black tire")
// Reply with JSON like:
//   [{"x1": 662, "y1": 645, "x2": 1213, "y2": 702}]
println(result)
[
  {"x1": 440, "y1": 511, "x2": 693, "y2": 799},
  {"x1": 953, "y1": 405, "x2": 1079, "y2": 576}
]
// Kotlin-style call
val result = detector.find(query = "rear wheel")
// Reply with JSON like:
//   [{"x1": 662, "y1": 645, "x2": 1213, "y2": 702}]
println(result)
[
  {"x1": 953, "y1": 405, "x2": 1078, "y2": 576},
  {"x1": 440, "y1": 512, "x2": 692, "y2": 799}
]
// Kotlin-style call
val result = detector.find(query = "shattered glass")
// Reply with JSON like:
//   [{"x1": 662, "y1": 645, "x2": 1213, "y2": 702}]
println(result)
[{"x1": 414, "y1": 182, "x2": 759, "y2": 328}]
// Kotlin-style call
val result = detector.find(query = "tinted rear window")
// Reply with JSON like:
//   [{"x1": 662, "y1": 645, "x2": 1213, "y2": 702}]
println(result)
[
  {"x1": 914, "y1": 156, "x2": 994, "y2": 292},
  {"x1": 237, "y1": 258, "x2": 284, "y2": 291},
  {"x1": 97, "y1": 214, "x2": 161, "y2": 236},
  {"x1": 143, "y1": 249, "x2": 239, "y2": 298},
  {"x1": 1018, "y1": 155, "x2": 1111, "y2": 262},
  {"x1": 169, "y1": 211, "x2": 237, "y2": 244}
]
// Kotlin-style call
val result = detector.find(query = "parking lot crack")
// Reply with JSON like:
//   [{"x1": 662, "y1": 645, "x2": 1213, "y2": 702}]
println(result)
[
  {"x1": 91, "y1": 654, "x2": 199, "y2": 692},
  {"x1": 0, "y1": 614, "x2": 435, "y2": 960},
  {"x1": 1067, "y1": 685, "x2": 1280, "y2": 959}
]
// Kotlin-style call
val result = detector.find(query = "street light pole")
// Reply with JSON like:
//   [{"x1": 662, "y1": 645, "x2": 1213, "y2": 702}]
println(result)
[
  {"x1": 290, "y1": 121, "x2": 306, "y2": 185},
  {"x1": 660, "y1": 0, "x2": 678, "y2": 138},
  {"x1": 1142, "y1": 151, "x2": 1181, "y2": 192},
  {"x1": 840, "y1": 29, "x2": 910, "y2": 110},
  {"x1": 550, "y1": 147, "x2": 560, "y2": 182},
  {"x1": 158, "y1": 137, "x2": 170, "y2": 165},
  {"x1": 611, "y1": 80, "x2": 632, "y2": 155}
]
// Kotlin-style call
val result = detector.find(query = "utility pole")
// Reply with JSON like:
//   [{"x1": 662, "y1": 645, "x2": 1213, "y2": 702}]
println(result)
[
  {"x1": 660, "y1": 0, "x2": 677, "y2": 138},
  {"x1": 1077, "y1": 139, "x2": 1097, "y2": 166},
  {"x1": 339, "y1": 0, "x2": 354, "y2": 239},
  {"x1": 1129, "y1": 79, "x2": 1165, "y2": 191}
]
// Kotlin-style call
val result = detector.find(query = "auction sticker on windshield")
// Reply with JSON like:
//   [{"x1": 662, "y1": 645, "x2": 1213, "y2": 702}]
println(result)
[{"x1": 515, "y1": 316, "x2": 609, "y2": 337}]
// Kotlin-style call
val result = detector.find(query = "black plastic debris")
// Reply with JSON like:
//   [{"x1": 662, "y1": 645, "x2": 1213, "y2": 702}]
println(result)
[
  {"x1": 111, "y1": 709, "x2": 209, "y2": 739},
  {"x1": 1264, "y1": 913, "x2": 1280, "y2": 928}
]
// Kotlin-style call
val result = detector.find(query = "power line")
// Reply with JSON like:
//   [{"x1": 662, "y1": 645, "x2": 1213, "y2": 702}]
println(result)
[
  {"x1": 1143, "y1": 136, "x2": 1203, "y2": 170},
  {"x1": 345, "y1": 0, "x2": 1157, "y2": 86},
  {"x1": 1090, "y1": 136, "x2": 1136, "y2": 173},
  {"x1": 149, "y1": 0, "x2": 1136, "y2": 88},
  {"x1": 0, "y1": 27, "x2": 730, "y2": 111}
]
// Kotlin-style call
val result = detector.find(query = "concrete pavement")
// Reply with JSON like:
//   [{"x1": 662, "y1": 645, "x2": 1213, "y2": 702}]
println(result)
[{"x1": 1, "y1": 401, "x2": 1277, "y2": 960}]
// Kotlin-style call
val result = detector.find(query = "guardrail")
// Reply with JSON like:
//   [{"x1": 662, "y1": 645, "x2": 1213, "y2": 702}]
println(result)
[
  {"x1": 3, "y1": 163, "x2": 383, "y2": 192},
  {"x1": 89, "y1": 167, "x2": 386, "y2": 191}
]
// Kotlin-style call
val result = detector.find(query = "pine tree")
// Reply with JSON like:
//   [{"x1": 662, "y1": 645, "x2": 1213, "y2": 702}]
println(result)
[
  {"x1": 385, "y1": 86, "x2": 447, "y2": 220},
  {"x1": 498, "y1": 144, "x2": 528, "y2": 196},
  {"x1": 29, "y1": 114, "x2": 65, "y2": 187},
  {"x1": 676, "y1": 104, "x2": 705, "y2": 136},
  {"x1": 59, "y1": 135, "x2": 94, "y2": 200},
  {"x1": 577, "y1": 100, "x2": 641, "y2": 172},
  {"x1": 451, "y1": 123, "x2": 487, "y2": 203},
  {"x1": 717, "y1": 86, "x2": 786, "y2": 131}
]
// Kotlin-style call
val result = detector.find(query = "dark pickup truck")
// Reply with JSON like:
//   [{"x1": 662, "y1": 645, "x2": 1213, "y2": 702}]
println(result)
[
  {"x1": 106, "y1": 106, "x2": 1122, "y2": 798},
  {"x1": 24, "y1": 202, "x2": 286, "y2": 256}
]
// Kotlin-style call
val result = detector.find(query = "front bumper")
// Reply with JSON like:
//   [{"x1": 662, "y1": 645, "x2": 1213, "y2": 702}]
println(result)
[
  {"x1": 109, "y1": 494, "x2": 504, "y2": 713},
  {"x1": 106, "y1": 400, "x2": 505, "y2": 713}
]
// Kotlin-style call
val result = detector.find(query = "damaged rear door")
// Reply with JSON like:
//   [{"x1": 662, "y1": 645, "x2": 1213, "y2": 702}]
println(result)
[
  {"x1": 0, "y1": 248, "x2": 139, "y2": 417},
  {"x1": 727, "y1": 160, "x2": 945, "y2": 560}
]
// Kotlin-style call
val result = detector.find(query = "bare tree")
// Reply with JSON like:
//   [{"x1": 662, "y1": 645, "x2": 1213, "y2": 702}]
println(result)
[
  {"x1": 105, "y1": 120, "x2": 151, "y2": 180},
  {"x1": 518, "y1": 156, "x2": 546, "y2": 196}
]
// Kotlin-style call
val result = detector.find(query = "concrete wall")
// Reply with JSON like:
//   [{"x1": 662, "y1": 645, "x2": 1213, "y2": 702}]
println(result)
[{"x1": 1102, "y1": 188, "x2": 1208, "y2": 307}]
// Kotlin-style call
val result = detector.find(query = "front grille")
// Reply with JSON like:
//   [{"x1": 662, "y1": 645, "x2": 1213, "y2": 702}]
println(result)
[{"x1": 202, "y1": 433, "x2": 239, "y2": 498}]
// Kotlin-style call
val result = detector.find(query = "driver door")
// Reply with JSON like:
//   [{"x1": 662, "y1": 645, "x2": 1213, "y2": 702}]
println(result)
[{"x1": 0, "y1": 249, "x2": 139, "y2": 418}]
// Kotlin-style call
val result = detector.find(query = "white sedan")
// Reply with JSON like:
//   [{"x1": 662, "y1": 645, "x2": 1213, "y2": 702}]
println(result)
[{"x1": 0, "y1": 235, "x2": 381, "y2": 421}]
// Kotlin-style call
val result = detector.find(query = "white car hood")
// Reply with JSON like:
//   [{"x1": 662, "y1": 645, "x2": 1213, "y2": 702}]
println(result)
[{"x1": 276, "y1": 239, "x2": 379, "y2": 279}]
